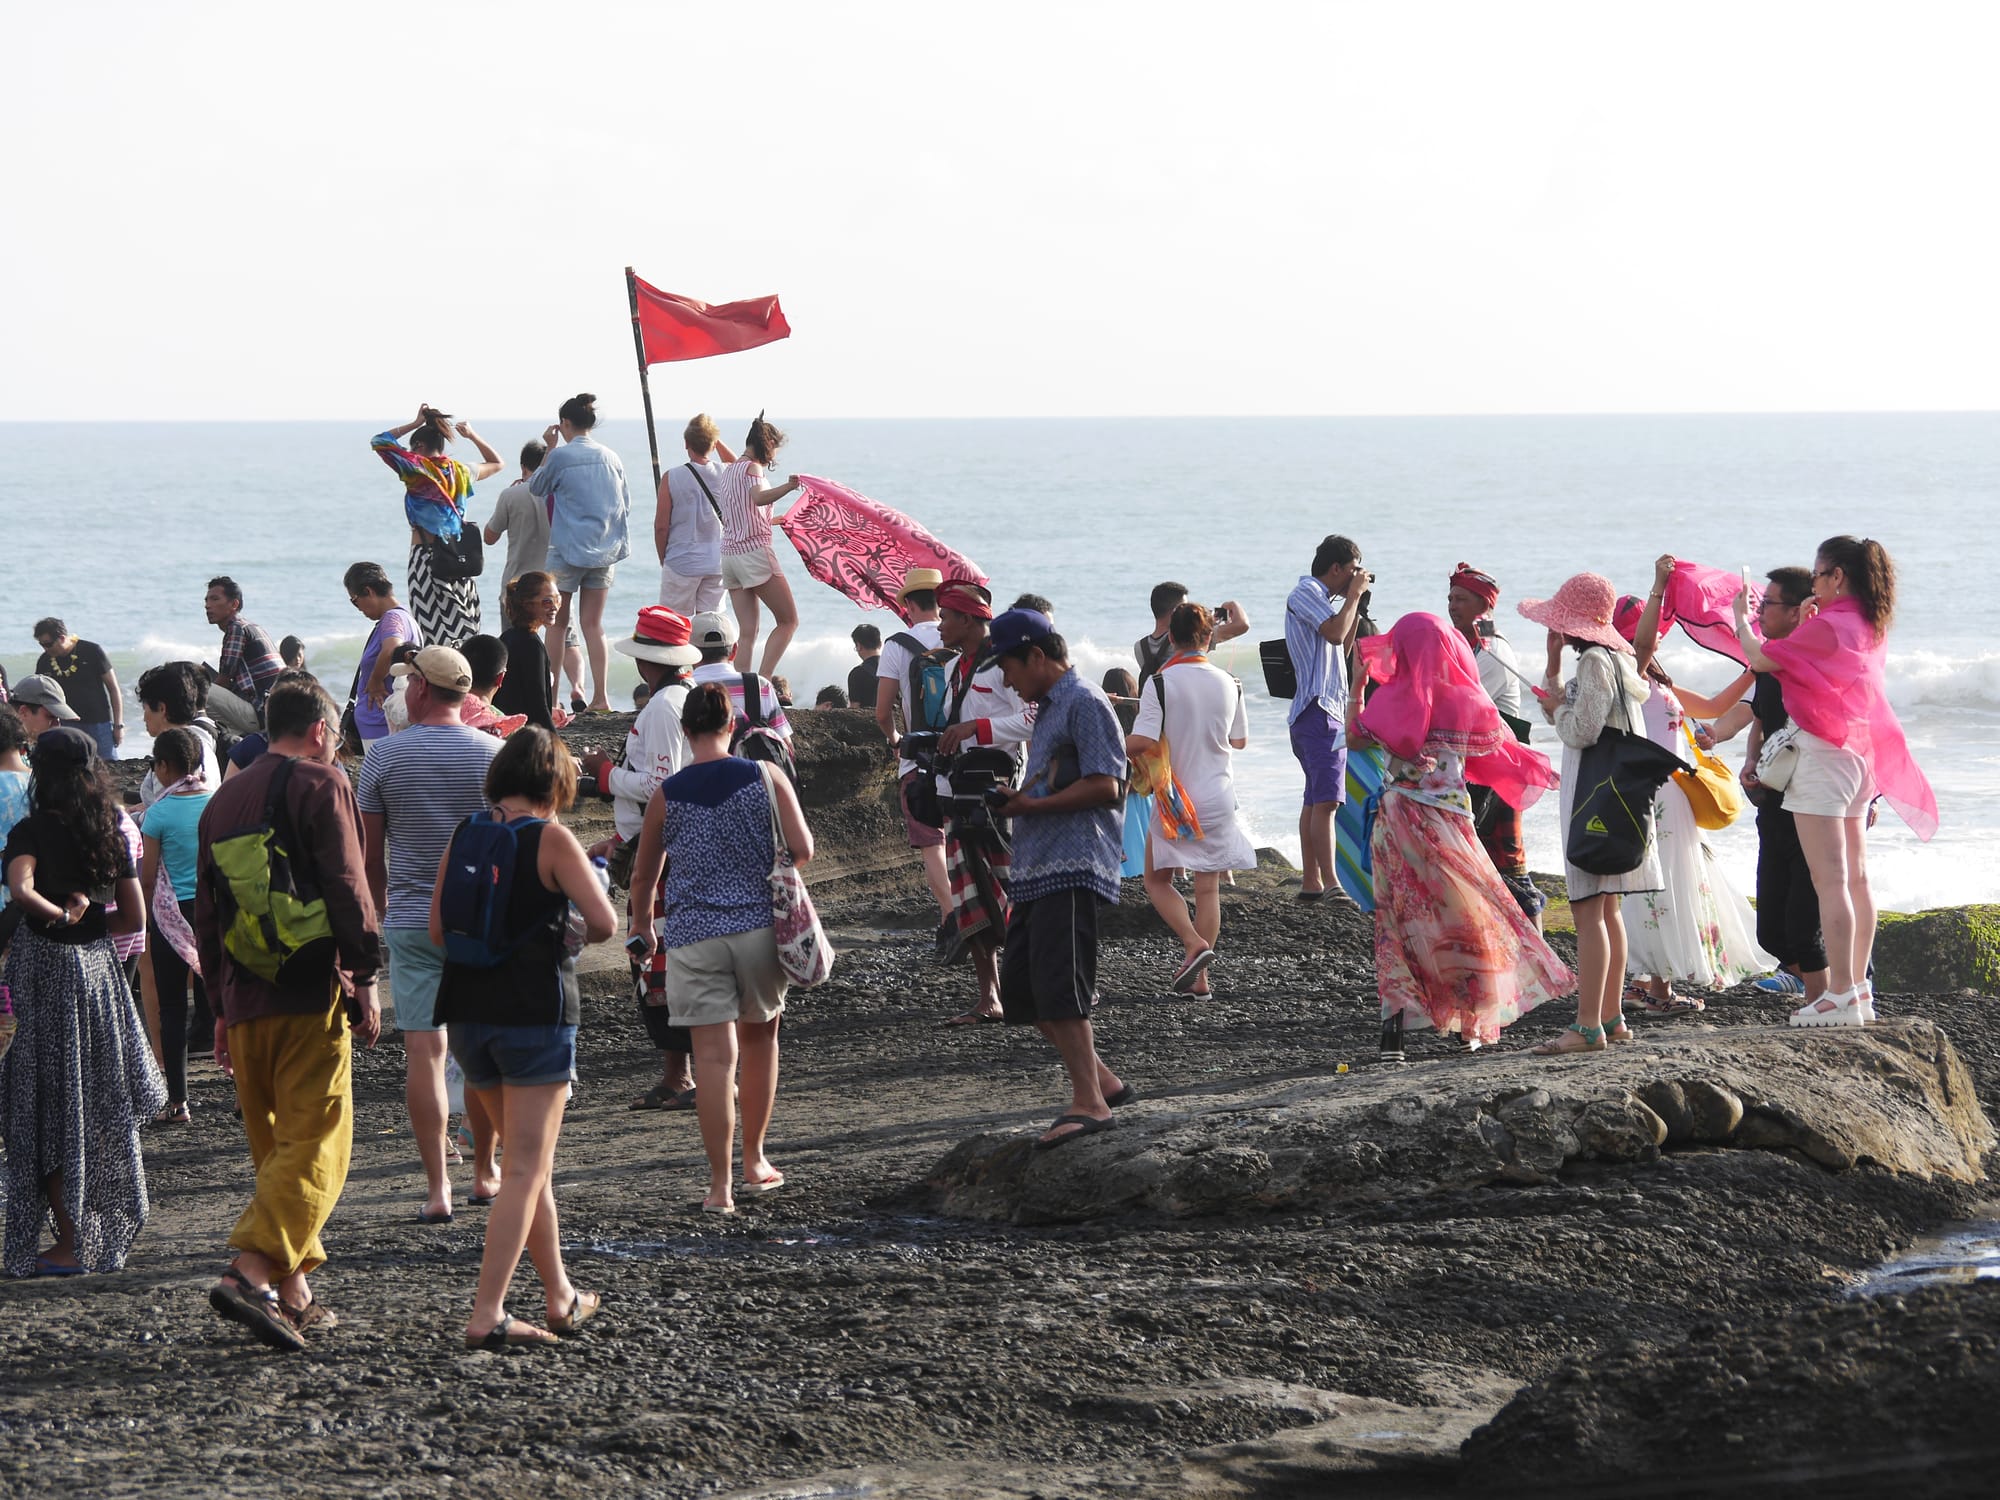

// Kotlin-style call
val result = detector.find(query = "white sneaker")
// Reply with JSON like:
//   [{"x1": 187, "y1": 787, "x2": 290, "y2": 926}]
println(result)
[{"x1": 1790, "y1": 987, "x2": 1865, "y2": 1028}]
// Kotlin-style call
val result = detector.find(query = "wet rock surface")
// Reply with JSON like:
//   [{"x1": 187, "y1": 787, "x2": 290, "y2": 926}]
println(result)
[{"x1": 7, "y1": 740, "x2": 1999, "y2": 1497}]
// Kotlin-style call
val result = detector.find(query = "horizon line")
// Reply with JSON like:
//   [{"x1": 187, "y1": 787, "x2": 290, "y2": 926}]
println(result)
[{"x1": 1, "y1": 407, "x2": 1998, "y2": 424}]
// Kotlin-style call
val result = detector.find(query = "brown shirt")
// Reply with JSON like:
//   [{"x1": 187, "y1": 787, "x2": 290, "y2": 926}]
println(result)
[{"x1": 194, "y1": 753, "x2": 383, "y2": 1025}]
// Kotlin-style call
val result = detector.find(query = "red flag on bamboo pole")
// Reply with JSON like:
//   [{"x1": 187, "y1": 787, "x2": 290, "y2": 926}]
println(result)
[{"x1": 630, "y1": 274, "x2": 791, "y2": 364}]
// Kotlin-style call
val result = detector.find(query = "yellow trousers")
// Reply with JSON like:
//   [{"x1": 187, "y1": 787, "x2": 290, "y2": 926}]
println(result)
[{"x1": 227, "y1": 992, "x2": 352, "y2": 1278}]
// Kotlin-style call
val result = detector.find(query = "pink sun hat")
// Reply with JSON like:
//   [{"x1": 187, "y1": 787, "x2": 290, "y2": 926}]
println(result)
[{"x1": 1516, "y1": 572, "x2": 1633, "y2": 654}]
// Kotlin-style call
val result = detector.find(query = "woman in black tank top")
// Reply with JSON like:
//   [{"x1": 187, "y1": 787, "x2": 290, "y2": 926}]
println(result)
[{"x1": 427, "y1": 727, "x2": 617, "y2": 1350}]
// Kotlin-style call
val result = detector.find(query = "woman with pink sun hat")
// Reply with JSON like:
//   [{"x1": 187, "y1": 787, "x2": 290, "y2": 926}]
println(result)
[{"x1": 1518, "y1": 571, "x2": 1663, "y2": 1056}]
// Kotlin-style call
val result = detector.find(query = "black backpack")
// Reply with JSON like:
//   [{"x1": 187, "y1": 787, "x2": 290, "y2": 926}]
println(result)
[{"x1": 730, "y1": 672, "x2": 798, "y2": 788}]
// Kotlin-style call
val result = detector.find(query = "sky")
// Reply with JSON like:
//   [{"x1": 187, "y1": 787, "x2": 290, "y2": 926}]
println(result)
[{"x1": 6, "y1": 0, "x2": 1998, "y2": 420}]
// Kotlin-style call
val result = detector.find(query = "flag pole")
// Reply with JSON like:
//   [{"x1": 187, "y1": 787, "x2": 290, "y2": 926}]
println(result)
[{"x1": 625, "y1": 266, "x2": 664, "y2": 494}]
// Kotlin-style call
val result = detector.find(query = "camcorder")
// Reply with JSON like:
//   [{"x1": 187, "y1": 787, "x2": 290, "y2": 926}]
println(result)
[{"x1": 899, "y1": 731, "x2": 1018, "y2": 837}]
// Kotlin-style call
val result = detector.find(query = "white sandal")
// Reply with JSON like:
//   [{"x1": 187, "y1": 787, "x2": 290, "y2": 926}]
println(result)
[{"x1": 1789, "y1": 987, "x2": 1864, "y2": 1028}]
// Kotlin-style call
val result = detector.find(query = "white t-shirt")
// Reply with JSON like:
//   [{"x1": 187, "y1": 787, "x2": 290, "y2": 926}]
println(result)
[
  {"x1": 1475, "y1": 631, "x2": 1525, "y2": 722},
  {"x1": 877, "y1": 619, "x2": 943, "y2": 778},
  {"x1": 1132, "y1": 658, "x2": 1251, "y2": 865},
  {"x1": 661, "y1": 458, "x2": 726, "y2": 578}
]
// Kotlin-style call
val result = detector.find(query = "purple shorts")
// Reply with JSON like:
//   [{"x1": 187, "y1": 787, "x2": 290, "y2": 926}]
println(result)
[{"x1": 1290, "y1": 708, "x2": 1348, "y2": 807}]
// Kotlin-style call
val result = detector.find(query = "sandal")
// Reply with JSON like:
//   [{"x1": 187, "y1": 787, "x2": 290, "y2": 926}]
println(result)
[
  {"x1": 281, "y1": 1297, "x2": 339, "y2": 1333},
  {"x1": 465, "y1": 1314, "x2": 558, "y2": 1351},
  {"x1": 548, "y1": 1289, "x2": 601, "y2": 1335},
  {"x1": 630, "y1": 1083, "x2": 697, "y2": 1112},
  {"x1": 1528, "y1": 1024, "x2": 1606, "y2": 1056},
  {"x1": 1604, "y1": 1018, "x2": 1634, "y2": 1045},
  {"x1": 209, "y1": 1266, "x2": 306, "y2": 1352},
  {"x1": 151, "y1": 1102, "x2": 191, "y2": 1126}
]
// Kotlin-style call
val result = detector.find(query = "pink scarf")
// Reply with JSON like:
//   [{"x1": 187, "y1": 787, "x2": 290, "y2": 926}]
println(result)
[
  {"x1": 1357, "y1": 613, "x2": 1560, "y2": 811},
  {"x1": 1760, "y1": 596, "x2": 1936, "y2": 839},
  {"x1": 777, "y1": 475, "x2": 987, "y2": 623}
]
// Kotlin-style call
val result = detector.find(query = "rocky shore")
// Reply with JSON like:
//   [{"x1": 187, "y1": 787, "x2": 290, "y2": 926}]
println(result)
[{"x1": 1, "y1": 712, "x2": 1994, "y2": 1497}]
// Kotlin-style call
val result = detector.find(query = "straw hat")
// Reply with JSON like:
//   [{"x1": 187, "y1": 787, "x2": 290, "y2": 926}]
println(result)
[
  {"x1": 896, "y1": 567, "x2": 945, "y2": 603},
  {"x1": 1516, "y1": 572, "x2": 1632, "y2": 653},
  {"x1": 614, "y1": 606, "x2": 701, "y2": 667}
]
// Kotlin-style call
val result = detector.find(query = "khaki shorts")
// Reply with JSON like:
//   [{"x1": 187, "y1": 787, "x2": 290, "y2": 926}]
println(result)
[
  {"x1": 1785, "y1": 729, "x2": 1875, "y2": 818},
  {"x1": 722, "y1": 547, "x2": 777, "y2": 591},
  {"x1": 665, "y1": 926, "x2": 789, "y2": 1028}
]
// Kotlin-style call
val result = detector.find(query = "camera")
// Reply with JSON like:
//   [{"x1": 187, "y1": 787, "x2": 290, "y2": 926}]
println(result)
[
  {"x1": 900, "y1": 732, "x2": 1019, "y2": 836},
  {"x1": 576, "y1": 772, "x2": 600, "y2": 798}
]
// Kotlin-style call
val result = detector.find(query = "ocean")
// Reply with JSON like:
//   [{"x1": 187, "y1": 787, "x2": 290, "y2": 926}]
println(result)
[{"x1": 3, "y1": 414, "x2": 1992, "y2": 913}]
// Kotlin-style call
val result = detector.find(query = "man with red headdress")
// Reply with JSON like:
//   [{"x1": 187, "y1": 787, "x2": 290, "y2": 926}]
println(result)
[{"x1": 1445, "y1": 563, "x2": 1541, "y2": 922}]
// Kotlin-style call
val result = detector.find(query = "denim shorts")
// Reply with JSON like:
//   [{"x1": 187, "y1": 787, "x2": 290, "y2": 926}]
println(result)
[
  {"x1": 448, "y1": 1021, "x2": 578, "y2": 1089},
  {"x1": 550, "y1": 557, "x2": 616, "y2": 594}
]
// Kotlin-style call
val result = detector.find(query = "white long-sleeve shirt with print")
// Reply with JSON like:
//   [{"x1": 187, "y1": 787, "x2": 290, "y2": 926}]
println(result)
[{"x1": 608, "y1": 682, "x2": 692, "y2": 841}]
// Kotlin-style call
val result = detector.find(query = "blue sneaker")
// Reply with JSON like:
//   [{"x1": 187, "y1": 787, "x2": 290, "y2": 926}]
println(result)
[{"x1": 1754, "y1": 970, "x2": 1806, "y2": 996}]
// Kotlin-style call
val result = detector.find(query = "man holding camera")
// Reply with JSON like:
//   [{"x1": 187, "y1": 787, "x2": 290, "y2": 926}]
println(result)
[
  {"x1": 988, "y1": 608, "x2": 1131, "y2": 1150},
  {"x1": 1284, "y1": 536, "x2": 1370, "y2": 902},
  {"x1": 1135, "y1": 582, "x2": 1249, "y2": 689},
  {"x1": 930, "y1": 581, "x2": 1035, "y2": 1023}
]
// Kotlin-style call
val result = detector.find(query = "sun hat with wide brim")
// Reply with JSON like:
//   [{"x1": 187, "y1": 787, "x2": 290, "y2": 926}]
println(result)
[
  {"x1": 1516, "y1": 572, "x2": 1633, "y2": 654},
  {"x1": 614, "y1": 606, "x2": 702, "y2": 667}
]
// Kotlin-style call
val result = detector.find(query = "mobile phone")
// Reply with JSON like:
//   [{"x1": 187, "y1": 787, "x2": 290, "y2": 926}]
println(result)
[
  {"x1": 1477, "y1": 619, "x2": 1497, "y2": 638},
  {"x1": 624, "y1": 934, "x2": 651, "y2": 957}
]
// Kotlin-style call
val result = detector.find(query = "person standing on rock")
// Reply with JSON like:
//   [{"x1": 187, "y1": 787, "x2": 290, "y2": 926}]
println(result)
[
  {"x1": 372, "y1": 406, "x2": 504, "y2": 651},
  {"x1": 194, "y1": 677, "x2": 383, "y2": 1348},
  {"x1": 1284, "y1": 536, "x2": 1370, "y2": 902},
  {"x1": 1733, "y1": 536, "x2": 1937, "y2": 1028},
  {"x1": 627, "y1": 684, "x2": 812, "y2": 1213},
  {"x1": 987, "y1": 609, "x2": 1133, "y2": 1149},
  {"x1": 31, "y1": 617, "x2": 124, "y2": 760},
  {"x1": 655, "y1": 413, "x2": 733, "y2": 617},
  {"x1": 576, "y1": 608, "x2": 703, "y2": 1112},
  {"x1": 1349, "y1": 614, "x2": 1572, "y2": 1059},
  {"x1": 1521, "y1": 573, "x2": 1662, "y2": 1055},
  {"x1": 531, "y1": 394, "x2": 630, "y2": 714},
  {"x1": 932, "y1": 581, "x2": 1035, "y2": 1023},
  {"x1": 483, "y1": 438, "x2": 588, "y2": 708},
  {"x1": 1444, "y1": 564, "x2": 1544, "y2": 925},
  {"x1": 431, "y1": 728, "x2": 612, "y2": 1348},
  {"x1": 1704, "y1": 566, "x2": 1830, "y2": 1003},
  {"x1": 357, "y1": 647, "x2": 502, "y2": 1223}
]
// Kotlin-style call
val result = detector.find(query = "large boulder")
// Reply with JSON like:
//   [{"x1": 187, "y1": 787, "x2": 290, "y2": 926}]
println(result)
[
  {"x1": 919, "y1": 1019, "x2": 1993, "y2": 1225},
  {"x1": 1873, "y1": 904, "x2": 2000, "y2": 995}
]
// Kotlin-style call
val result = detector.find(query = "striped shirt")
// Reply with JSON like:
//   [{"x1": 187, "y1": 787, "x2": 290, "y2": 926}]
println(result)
[
  {"x1": 717, "y1": 459, "x2": 774, "y2": 555},
  {"x1": 1283, "y1": 575, "x2": 1348, "y2": 731},
  {"x1": 356, "y1": 724, "x2": 501, "y2": 927}
]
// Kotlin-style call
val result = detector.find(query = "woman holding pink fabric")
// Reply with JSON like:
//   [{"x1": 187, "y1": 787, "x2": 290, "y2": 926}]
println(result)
[
  {"x1": 1734, "y1": 535, "x2": 1936, "y2": 1028},
  {"x1": 1348, "y1": 614, "x2": 1574, "y2": 1060}
]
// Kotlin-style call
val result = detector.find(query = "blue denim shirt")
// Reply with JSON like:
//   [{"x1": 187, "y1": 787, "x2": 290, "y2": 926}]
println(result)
[
  {"x1": 1009, "y1": 669, "x2": 1128, "y2": 904},
  {"x1": 529, "y1": 435, "x2": 631, "y2": 570}
]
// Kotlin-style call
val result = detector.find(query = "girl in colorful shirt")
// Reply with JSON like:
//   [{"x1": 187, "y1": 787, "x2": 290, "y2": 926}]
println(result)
[{"x1": 371, "y1": 405, "x2": 503, "y2": 650}]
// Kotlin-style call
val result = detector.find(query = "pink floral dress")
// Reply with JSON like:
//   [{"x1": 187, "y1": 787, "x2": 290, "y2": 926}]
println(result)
[{"x1": 1371, "y1": 741, "x2": 1575, "y2": 1044}]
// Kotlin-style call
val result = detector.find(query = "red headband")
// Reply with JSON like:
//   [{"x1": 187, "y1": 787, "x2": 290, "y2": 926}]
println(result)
[
  {"x1": 937, "y1": 580, "x2": 993, "y2": 620},
  {"x1": 1450, "y1": 563, "x2": 1499, "y2": 611}
]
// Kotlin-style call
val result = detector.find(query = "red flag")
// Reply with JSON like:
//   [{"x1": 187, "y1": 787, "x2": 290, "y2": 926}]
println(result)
[{"x1": 630, "y1": 274, "x2": 790, "y2": 364}]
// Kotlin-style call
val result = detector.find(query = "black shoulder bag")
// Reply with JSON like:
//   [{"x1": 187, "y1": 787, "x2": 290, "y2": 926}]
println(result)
[
  {"x1": 685, "y1": 463, "x2": 726, "y2": 524},
  {"x1": 1564, "y1": 649, "x2": 1691, "y2": 876},
  {"x1": 429, "y1": 521, "x2": 484, "y2": 583}
]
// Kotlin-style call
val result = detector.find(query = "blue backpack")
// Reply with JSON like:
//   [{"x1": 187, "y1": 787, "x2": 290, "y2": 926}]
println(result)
[
  {"x1": 438, "y1": 811, "x2": 545, "y2": 968},
  {"x1": 889, "y1": 632, "x2": 955, "y2": 733}
]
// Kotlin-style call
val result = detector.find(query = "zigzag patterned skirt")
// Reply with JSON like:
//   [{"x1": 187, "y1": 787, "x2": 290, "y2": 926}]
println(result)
[{"x1": 408, "y1": 542, "x2": 481, "y2": 650}]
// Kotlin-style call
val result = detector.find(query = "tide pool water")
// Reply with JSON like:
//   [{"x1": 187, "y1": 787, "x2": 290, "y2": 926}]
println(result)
[{"x1": 3, "y1": 413, "x2": 1993, "y2": 912}]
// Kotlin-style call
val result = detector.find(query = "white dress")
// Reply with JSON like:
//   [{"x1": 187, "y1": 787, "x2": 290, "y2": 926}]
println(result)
[
  {"x1": 1132, "y1": 658, "x2": 1256, "y2": 873},
  {"x1": 1551, "y1": 647, "x2": 1664, "y2": 901},
  {"x1": 1624, "y1": 684, "x2": 1777, "y2": 987}
]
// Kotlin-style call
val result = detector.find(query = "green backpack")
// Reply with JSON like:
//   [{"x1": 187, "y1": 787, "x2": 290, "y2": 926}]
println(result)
[{"x1": 209, "y1": 757, "x2": 336, "y2": 986}]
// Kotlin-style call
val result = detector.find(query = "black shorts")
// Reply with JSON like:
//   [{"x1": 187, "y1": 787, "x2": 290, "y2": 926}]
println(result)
[
  {"x1": 632, "y1": 960, "x2": 691, "y2": 1053},
  {"x1": 999, "y1": 889, "x2": 1101, "y2": 1025}
]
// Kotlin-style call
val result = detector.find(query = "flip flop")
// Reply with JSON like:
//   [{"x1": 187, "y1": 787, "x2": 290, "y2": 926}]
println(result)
[
  {"x1": 548, "y1": 1289, "x2": 601, "y2": 1335},
  {"x1": 738, "y1": 1172, "x2": 785, "y2": 1196},
  {"x1": 466, "y1": 1314, "x2": 557, "y2": 1351},
  {"x1": 468, "y1": 1194, "x2": 496, "y2": 1208},
  {"x1": 1295, "y1": 889, "x2": 1326, "y2": 902},
  {"x1": 1170, "y1": 949, "x2": 1216, "y2": 994},
  {"x1": 416, "y1": 1207, "x2": 454, "y2": 1225},
  {"x1": 946, "y1": 1011, "x2": 1003, "y2": 1026},
  {"x1": 701, "y1": 1201, "x2": 738, "y2": 1215},
  {"x1": 1034, "y1": 1113, "x2": 1116, "y2": 1152},
  {"x1": 1105, "y1": 1084, "x2": 1138, "y2": 1108},
  {"x1": 34, "y1": 1254, "x2": 86, "y2": 1278}
]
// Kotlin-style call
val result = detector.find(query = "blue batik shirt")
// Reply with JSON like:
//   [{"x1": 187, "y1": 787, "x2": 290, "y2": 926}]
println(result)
[{"x1": 1009, "y1": 669, "x2": 1128, "y2": 905}]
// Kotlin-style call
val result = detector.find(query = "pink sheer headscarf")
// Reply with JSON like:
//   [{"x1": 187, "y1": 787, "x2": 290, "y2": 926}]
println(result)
[
  {"x1": 1357, "y1": 613, "x2": 1560, "y2": 810},
  {"x1": 1760, "y1": 596, "x2": 1937, "y2": 839}
]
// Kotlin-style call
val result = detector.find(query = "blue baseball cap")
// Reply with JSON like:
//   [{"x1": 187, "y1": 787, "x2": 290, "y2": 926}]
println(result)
[{"x1": 988, "y1": 608, "x2": 1055, "y2": 657}]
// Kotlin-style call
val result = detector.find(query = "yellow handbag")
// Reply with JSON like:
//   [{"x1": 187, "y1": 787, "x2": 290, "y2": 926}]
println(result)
[{"x1": 1674, "y1": 718, "x2": 1746, "y2": 830}]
